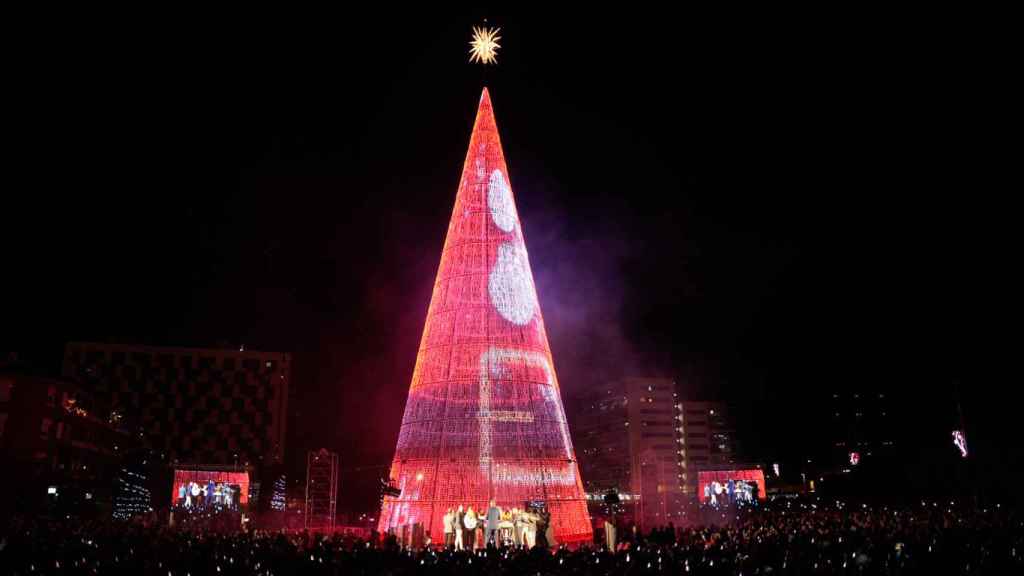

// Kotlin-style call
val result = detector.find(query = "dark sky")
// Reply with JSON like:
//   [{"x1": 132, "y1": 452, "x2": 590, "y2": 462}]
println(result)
[{"x1": 4, "y1": 11, "x2": 1012, "y2": 511}]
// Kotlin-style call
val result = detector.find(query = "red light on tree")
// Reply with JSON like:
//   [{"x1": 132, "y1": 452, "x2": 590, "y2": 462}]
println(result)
[{"x1": 378, "y1": 88, "x2": 591, "y2": 545}]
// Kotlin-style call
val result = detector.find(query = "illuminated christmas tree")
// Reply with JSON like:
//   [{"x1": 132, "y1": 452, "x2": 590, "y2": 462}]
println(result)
[{"x1": 379, "y1": 88, "x2": 591, "y2": 544}]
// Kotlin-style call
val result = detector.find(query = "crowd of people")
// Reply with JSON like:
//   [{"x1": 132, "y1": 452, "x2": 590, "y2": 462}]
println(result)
[
  {"x1": 0, "y1": 498, "x2": 1020, "y2": 574},
  {"x1": 441, "y1": 500, "x2": 552, "y2": 550}
]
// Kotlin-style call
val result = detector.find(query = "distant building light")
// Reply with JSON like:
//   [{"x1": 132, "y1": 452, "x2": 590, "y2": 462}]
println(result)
[{"x1": 48, "y1": 486, "x2": 58, "y2": 495}]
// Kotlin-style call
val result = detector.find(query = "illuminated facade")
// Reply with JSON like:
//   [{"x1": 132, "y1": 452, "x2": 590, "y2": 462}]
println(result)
[
  {"x1": 679, "y1": 401, "x2": 737, "y2": 496},
  {"x1": 572, "y1": 378, "x2": 686, "y2": 529},
  {"x1": 63, "y1": 342, "x2": 290, "y2": 465},
  {"x1": 379, "y1": 88, "x2": 591, "y2": 544}
]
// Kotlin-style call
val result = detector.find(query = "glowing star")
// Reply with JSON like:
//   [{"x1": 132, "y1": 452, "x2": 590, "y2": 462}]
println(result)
[{"x1": 469, "y1": 26, "x2": 501, "y2": 65}]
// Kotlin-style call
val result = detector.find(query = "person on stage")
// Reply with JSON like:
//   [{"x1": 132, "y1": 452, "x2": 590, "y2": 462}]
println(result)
[
  {"x1": 191, "y1": 482, "x2": 201, "y2": 508},
  {"x1": 454, "y1": 505, "x2": 466, "y2": 551},
  {"x1": 512, "y1": 507, "x2": 525, "y2": 547},
  {"x1": 442, "y1": 508, "x2": 454, "y2": 548},
  {"x1": 499, "y1": 507, "x2": 514, "y2": 545},
  {"x1": 523, "y1": 508, "x2": 539, "y2": 548},
  {"x1": 464, "y1": 506, "x2": 481, "y2": 550},
  {"x1": 536, "y1": 508, "x2": 551, "y2": 548},
  {"x1": 485, "y1": 500, "x2": 501, "y2": 547}
]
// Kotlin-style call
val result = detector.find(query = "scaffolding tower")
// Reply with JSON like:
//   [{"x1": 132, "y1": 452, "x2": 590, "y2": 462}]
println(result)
[{"x1": 305, "y1": 449, "x2": 339, "y2": 531}]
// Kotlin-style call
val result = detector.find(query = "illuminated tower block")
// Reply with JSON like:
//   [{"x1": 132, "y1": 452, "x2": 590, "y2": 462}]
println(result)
[{"x1": 379, "y1": 88, "x2": 591, "y2": 545}]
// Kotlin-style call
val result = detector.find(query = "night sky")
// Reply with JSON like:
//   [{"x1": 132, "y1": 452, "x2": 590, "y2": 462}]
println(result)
[{"x1": 4, "y1": 11, "x2": 1011, "y2": 512}]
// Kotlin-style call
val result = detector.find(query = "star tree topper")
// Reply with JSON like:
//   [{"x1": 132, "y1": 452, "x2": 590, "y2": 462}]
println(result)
[{"x1": 469, "y1": 25, "x2": 501, "y2": 65}]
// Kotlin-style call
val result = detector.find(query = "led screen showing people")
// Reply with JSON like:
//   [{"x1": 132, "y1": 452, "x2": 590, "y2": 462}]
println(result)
[
  {"x1": 698, "y1": 469, "x2": 767, "y2": 506},
  {"x1": 172, "y1": 469, "x2": 249, "y2": 509}
]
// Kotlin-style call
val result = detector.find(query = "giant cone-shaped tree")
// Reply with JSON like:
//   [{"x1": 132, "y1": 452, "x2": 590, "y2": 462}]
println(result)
[{"x1": 379, "y1": 88, "x2": 591, "y2": 544}]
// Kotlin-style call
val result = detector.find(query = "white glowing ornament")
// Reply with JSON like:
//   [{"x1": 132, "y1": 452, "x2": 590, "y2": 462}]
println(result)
[
  {"x1": 488, "y1": 169, "x2": 516, "y2": 232},
  {"x1": 488, "y1": 242, "x2": 537, "y2": 325}
]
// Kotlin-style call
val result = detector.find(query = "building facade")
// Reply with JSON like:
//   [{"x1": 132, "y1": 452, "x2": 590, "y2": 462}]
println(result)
[
  {"x1": 573, "y1": 377, "x2": 687, "y2": 528},
  {"x1": 0, "y1": 372, "x2": 133, "y2": 517},
  {"x1": 828, "y1": 391, "x2": 895, "y2": 468},
  {"x1": 678, "y1": 401, "x2": 738, "y2": 496},
  {"x1": 63, "y1": 342, "x2": 290, "y2": 466}
]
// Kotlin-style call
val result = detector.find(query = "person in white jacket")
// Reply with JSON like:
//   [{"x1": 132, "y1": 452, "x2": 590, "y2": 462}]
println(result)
[
  {"x1": 442, "y1": 508, "x2": 454, "y2": 547},
  {"x1": 454, "y1": 505, "x2": 466, "y2": 551}
]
